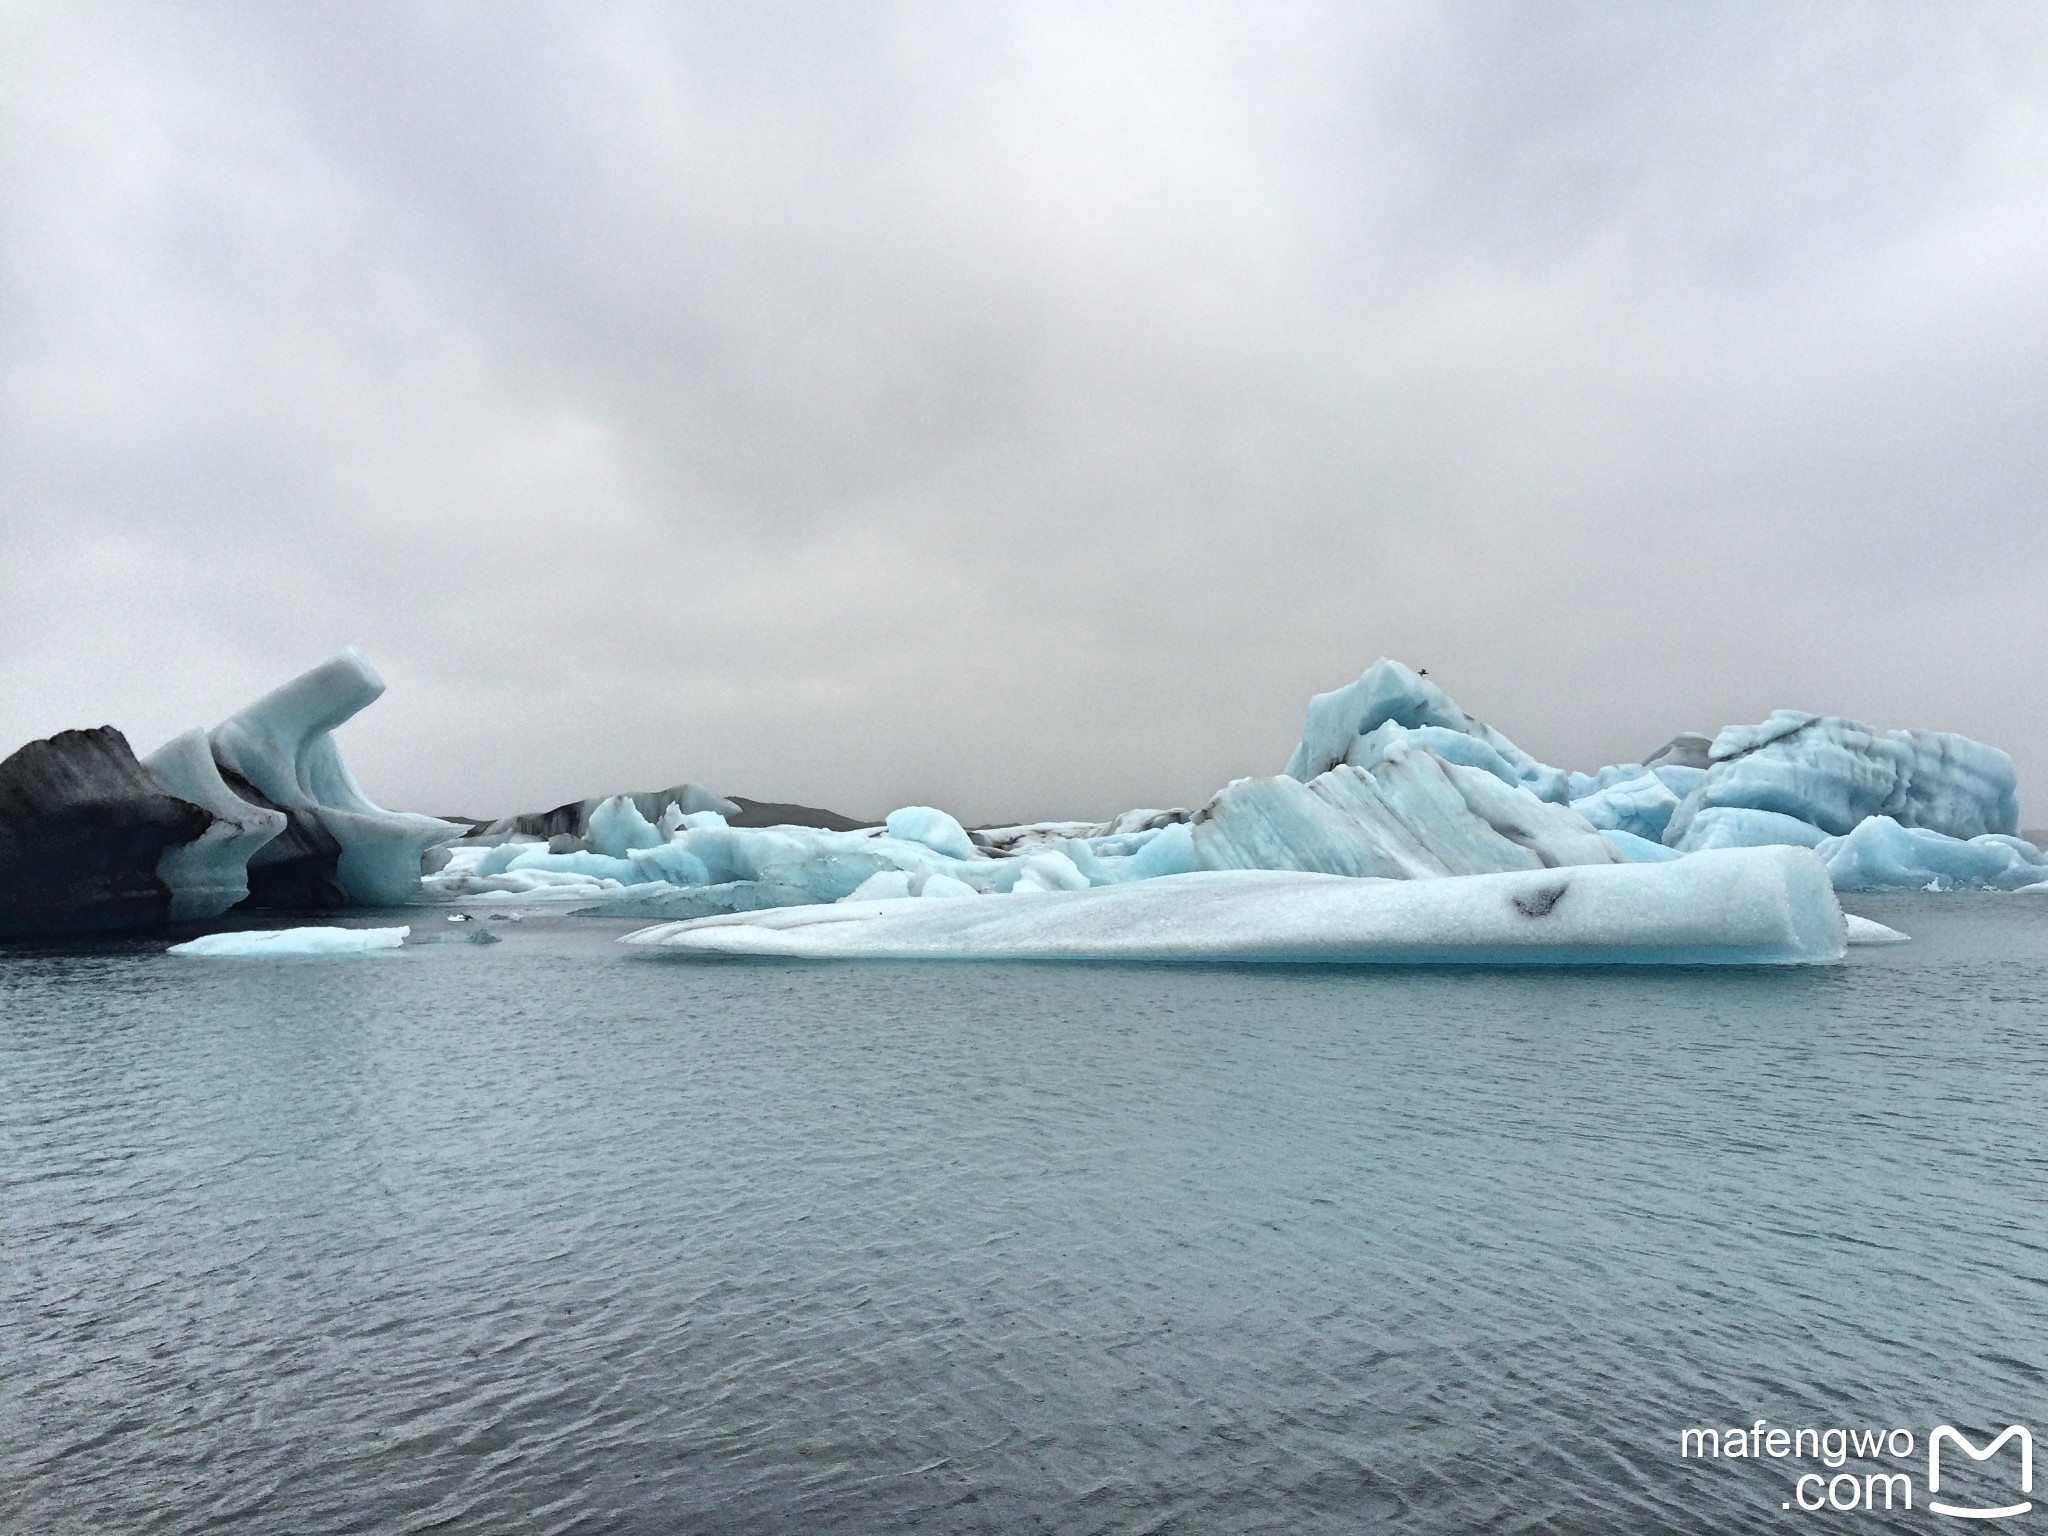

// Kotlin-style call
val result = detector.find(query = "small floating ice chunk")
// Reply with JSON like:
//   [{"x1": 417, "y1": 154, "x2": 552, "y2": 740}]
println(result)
[
  {"x1": 1843, "y1": 914, "x2": 1909, "y2": 945},
  {"x1": 169, "y1": 925, "x2": 410, "y2": 957}
]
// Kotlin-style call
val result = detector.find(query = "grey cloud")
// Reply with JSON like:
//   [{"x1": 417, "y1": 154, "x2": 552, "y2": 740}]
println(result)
[{"x1": 3, "y1": 1, "x2": 2045, "y2": 824}]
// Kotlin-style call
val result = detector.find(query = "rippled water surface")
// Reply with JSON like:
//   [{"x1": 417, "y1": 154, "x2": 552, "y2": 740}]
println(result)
[{"x1": 5, "y1": 896, "x2": 2046, "y2": 1533}]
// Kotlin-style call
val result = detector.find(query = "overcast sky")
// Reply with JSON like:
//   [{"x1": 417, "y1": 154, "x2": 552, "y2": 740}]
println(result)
[{"x1": 4, "y1": 2, "x2": 2045, "y2": 824}]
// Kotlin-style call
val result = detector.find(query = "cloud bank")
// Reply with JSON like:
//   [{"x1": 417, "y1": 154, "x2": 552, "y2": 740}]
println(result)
[{"x1": 4, "y1": 2, "x2": 2045, "y2": 823}]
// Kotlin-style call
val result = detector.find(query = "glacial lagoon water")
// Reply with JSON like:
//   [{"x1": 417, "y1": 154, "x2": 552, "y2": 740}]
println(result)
[{"x1": 4, "y1": 896, "x2": 2045, "y2": 1534}]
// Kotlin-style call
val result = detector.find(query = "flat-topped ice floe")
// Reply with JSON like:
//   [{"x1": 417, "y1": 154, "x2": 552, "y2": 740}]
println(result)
[
  {"x1": 621, "y1": 846, "x2": 1846, "y2": 966},
  {"x1": 169, "y1": 925, "x2": 410, "y2": 957}
]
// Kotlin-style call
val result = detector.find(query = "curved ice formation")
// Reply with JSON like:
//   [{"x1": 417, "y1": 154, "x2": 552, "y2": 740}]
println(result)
[
  {"x1": 207, "y1": 649, "x2": 460, "y2": 906},
  {"x1": 619, "y1": 847, "x2": 1847, "y2": 966},
  {"x1": 169, "y1": 924, "x2": 410, "y2": 957},
  {"x1": 588, "y1": 795, "x2": 666, "y2": 857},
  {"x1": 1843, "y1": 914, "x2": 1909, "y2": 945},
  {"x1": 142, "y1": 728, "x2": 288, "y2": 920},
  {"x1": 1644, "y1": 733, "x2": 1715, "y2": 772}
]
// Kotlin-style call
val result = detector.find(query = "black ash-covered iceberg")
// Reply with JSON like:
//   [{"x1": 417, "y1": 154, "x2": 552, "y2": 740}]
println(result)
[
  {"x1": 0, "y1": 726, "x2": 214, "y2": 938},
  {"x1": 0, "y1": 649, "x2": 459, "y2": 937}
]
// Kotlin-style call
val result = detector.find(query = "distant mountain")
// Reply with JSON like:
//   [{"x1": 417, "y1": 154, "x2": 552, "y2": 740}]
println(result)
[{"x1": 724, "y1": 797, "x2": 871, "y2": 832}]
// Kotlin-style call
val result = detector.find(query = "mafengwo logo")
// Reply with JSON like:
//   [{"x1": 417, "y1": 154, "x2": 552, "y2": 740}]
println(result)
[
  {"x1": 1679, "y1": 1419, "x2": 2032, "y2": 1518},
  {"x1": 1930, "y1": 1426, "x2": 2032, "y2": 1521}
]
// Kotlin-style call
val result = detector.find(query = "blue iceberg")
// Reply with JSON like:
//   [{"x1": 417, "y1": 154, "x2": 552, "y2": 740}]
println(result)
[{"x1": 416, "y1": 656, "x2": 2038, "y2": 914}]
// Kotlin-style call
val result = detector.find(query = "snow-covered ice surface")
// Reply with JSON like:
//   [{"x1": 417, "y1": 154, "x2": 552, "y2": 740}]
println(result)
[
  {"x1": 168, "y1": 925, "x2": 410, "y2": 957},
  {"x1": 621, "y1": 848, "x2": 1847, "y2": 966}
]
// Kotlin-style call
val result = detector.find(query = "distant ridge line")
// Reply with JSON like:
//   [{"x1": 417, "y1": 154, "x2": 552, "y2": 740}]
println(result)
[{"x1": 723, "y1": 796, "x2": 871, "y2": 832}]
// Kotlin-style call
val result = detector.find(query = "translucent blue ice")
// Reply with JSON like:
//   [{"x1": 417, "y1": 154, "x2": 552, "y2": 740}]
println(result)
[
  {"x1": 1598, "y1": 829, "x2": 1682, "y2": 863},
  {"x1": 1196, "y1": 743, "x2": 1619, "y2": 882},
  {"x1": 1672, "y1": 807, "x2": 1829, "y2": 853},
  {"x1": 1814, "y1": 817, "x2": 2048, "y2": 891},
  {"x1": 1559, "y1": 769, "x2": 1682, "y2": 843},
  {"x1": 141, "y1": 728, "x2": 289, "y2": 921},
  {"x1": 204, "y1": 650, "x2": 460, "y2": 905},
  {"x1": 1664, "y1": 712, "x2": 2018, "y2": 845},
  {"x1": 884, "y1": 806, "x2": 979, "y2": 860},
  {"x1": 588, "y1": 795, "x2": 665, "y2": 857},
  {"x1": 1284, "y1": 659, "x2": 1571, "y2": 802},
  {"x1": 419, "y1": 660, "x2": 2033, "y2": 913}
]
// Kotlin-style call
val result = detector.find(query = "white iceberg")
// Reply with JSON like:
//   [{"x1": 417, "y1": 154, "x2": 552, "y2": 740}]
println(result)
[
  {"x1": 424, "y1": 797, "x2": 1183, "y2": 911},
  {"x1": 169, "y1": 924, "x2": 410, "y2": 957},
  {"x1": 621, "y1": 847, "x2": 1846, "y2": 966},
  {"x1": 7, "y1": 649, "x2": 462, "y2": 930}
]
